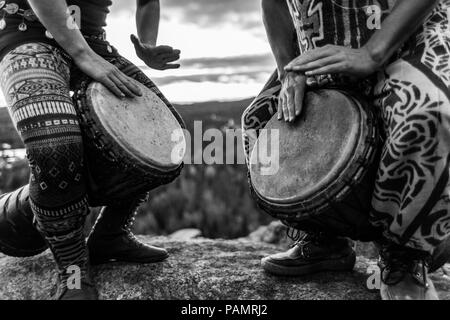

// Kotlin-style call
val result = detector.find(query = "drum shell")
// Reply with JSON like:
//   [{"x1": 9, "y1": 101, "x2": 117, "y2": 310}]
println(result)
[{"x1": 249, "y1": 89, "x2": 383, "y2": 241}]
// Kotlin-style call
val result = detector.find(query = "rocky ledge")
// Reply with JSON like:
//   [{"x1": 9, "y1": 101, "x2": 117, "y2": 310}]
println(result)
[{"x1": 0, "y1": 234, "x2": 449, "y2": 300}]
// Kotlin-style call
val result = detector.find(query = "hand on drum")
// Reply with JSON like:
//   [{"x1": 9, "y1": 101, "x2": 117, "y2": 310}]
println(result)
[
  {"x1": 131, "y1": 35, "x2": 181, "y2": 71},
  {"x1": 278, "y1": 72, "x2": 306, "y2": 122},
  {"x1": 73, "y1": 49, "x2": 143, "y2": 98},
  {"x1": 284, "y1": 45, "x2": 381, "y2": 79}
]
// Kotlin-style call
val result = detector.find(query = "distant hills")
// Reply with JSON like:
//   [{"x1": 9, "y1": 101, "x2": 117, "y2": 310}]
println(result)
[
  {"x1": 0, "y1": 108, "x2": 21, "y2": 148},
  {"x1": 0, "y1": 98, "x2": 253, "y2": 149}
]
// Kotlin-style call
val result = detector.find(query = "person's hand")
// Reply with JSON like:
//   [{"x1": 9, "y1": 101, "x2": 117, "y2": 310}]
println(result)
[
  {"x1": 131, "y1": 34, "x2": 181, "y2": 71},
  {"x1": 73, "y1": 49, "x2": 142, "y2": 98},
  {"x1": 284, "y1": 45, "x2": 381, "y2": 79},
  {"x1": 278, "y1": 72, "x2": 306, "y2": 122}
]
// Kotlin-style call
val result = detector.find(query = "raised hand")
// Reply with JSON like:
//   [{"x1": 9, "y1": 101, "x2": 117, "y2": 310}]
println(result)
[{"x1": 131, "y1": 34, "x2": 181, "y2": 71}]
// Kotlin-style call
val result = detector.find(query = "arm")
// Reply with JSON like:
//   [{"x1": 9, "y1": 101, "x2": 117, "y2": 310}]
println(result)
[
  {"x1": 285, "y1": 0, "x2": 439, "y2": 77},
  {"x1": 262, "y1": 0, "x2": 298, "y2": 79},
  {"x1": 262, "y1": 0, "x2": 306, "y2": 122},
  {"x1": 27, "y1": 0, "x2": 141, "y2": 98},
  {"x1": 366, "y1": 0, "x2": 439, "y2": 66},
  {"x1": 136, "y1": 0, "x2": 160, "y2": 46},
  {"x1": 27, "y1": 0, "x2": 91, "y2": 60},
  {"x1": 131, "y1": 0, "x2": 181, "y2": 70}
]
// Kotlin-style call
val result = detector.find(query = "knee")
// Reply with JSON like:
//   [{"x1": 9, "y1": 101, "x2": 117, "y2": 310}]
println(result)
[
  {"x1": 27, "y1": 137, "x2": 86, "y2": 200},
  {"x1": 241, "y1": 104, "x2": 255, "y2": 132}
]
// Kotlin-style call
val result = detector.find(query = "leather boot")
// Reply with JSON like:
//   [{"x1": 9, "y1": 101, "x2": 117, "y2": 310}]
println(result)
[
  {"x1": 379, "y1": 243, "x2": 439, "y2": 300},
  {"x1": 87, "y1": 194, "x2": 169, "y2": 265},
  {"x1": 261, "y1": 231, "x2": 356, "y2": 276}
]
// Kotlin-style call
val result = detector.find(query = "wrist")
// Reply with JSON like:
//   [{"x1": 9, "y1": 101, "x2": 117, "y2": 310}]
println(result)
[
  {"x1": 278, "y1": 69, "x2": 287, "y2": 81},
  {"x1": 137, "y1": 35, "x2": 156, "y2": 47},
  {"x1": 69, "y1": 45, "x2": 94, "y2": 62},
  {"x1": 364, "y1": 42, "x2": 388, "y2": 69}
]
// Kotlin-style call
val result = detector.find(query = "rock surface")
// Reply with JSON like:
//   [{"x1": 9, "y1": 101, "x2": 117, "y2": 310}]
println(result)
[{"x1": 0, "y1": 236, "x2": 449, "y2": 300}]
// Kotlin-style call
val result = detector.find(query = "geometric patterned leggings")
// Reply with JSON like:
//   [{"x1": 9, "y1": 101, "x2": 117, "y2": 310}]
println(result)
[
  {"x1": 0, "y1": 43, "x2": 89, "y2": 286},
  {"x1": 242, "y1": 7, "x2": 450, "y2": 254}
]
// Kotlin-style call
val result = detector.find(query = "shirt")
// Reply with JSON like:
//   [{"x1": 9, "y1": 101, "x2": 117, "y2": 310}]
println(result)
[
  {"x1": 286, "y1": 0, "x2": 396, "y2": 54},
  {"x1": 0, "y1": 0, "x2": 114, "y2": 60}
]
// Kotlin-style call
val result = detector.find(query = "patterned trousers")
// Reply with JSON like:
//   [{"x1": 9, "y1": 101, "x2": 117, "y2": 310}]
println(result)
[
  {"x1": 242, "y1": 5, "x2": 450, "y2": 253},
  {"x1": 0, "y1": 42, "x2": 167, "y2": 284}
]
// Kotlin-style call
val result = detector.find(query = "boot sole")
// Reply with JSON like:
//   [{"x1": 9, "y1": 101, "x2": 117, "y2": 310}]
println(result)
[
  {"x1": 0, "y1": 240, "x2": 47, "y2": 258},
  {"x1": 261, "y1": 251, "x2": 356, "y2": 277},
  {"x1": 90, "y1": 252, "x2": 170, "y2": 266},
  {"x1": 380, "y1": 279, "x2": 440, "y2": 300}
]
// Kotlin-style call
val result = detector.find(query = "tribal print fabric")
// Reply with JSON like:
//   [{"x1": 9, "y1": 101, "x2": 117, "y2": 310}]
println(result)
[
  {"x1": 286, "y1": 0, "x2": 396, "y2": 53},
  {"x1": 371, "y1": 1, "x2": 450, "y2": 253}
]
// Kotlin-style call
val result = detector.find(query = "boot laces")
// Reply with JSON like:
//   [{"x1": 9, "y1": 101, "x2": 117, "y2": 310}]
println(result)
[
  {"x1": 287, "y1": 227, "x2": 329, "y2": 247},
  {"x1": 379, "y1": 244, "x2": 431, "y2": 287},
  {"x1": 123, "y1": 210, "x2": 147, "y2": 248},
  {"x1": 286, "y1": 228, "x2": 332, "y2": 259}
]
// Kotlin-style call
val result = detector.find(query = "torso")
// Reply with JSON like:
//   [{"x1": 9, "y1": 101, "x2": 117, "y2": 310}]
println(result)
[
  {"x1": 286, "y1": 0, "x2": 396, "y2": 54},
  {"x1": 0, "y1": 0, "x2": 113, "y2": 59}
]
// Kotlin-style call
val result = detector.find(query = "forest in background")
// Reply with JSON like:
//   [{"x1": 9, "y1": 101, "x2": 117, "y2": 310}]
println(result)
[{"x1": 0, "y1": 100, "x2": 273, "y2": 239}]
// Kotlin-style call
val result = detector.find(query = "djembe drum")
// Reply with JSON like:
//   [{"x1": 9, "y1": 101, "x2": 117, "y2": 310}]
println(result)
[
  {"x1": 0, "y1": 78, "x2": 186, "y2": 257},
  {"x1": 249, "y1": 89, "x2": 382, "y2": 241}
]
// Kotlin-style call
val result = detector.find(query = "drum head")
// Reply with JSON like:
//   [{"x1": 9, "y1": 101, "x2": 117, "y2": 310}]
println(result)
[
  {"x1": 86, "y1": 79, "x2": 186, "y2": 170},
  {"x1": 250, "y1": 90, "x2": 362, "y2": 204}
]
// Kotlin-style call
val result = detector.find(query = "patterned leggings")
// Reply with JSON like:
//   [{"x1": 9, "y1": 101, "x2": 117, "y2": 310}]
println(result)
[
  {"x1": 0, "y1": 42, "x2": 165, "y2": 283},
  {"x1": 242, "y1": 7, "x2": 450, "y2": 254}
]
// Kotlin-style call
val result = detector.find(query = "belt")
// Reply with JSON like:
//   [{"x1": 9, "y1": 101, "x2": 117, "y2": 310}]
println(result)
[{"x1": 0, "y1": 1, "x2": 113, "y2": 53}]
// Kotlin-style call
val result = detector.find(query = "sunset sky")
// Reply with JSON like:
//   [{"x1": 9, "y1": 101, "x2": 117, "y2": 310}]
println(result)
[{"x1": 0, "y1": 0, "x2": 275, "y2": 106}]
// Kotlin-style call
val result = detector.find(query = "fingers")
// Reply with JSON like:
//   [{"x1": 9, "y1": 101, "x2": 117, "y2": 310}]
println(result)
[
  {"x1": 110, "y1": 74, "x2": 136, "y2": 98},
  {"x1": 305, "y1": 62, "x2": 346, "y2": 77},
  {"x1": 286, "y1": 88, "x2": 295, "y2": 122},
  {"x1": 115, "y1": 72, "x2": 143, "y2": 97},
  {"x1": 286, "y1": 55, "x2": 340, "y2": 73},
  {"x1": 278, "y1": 74, "x2": 306, "y2": 122},
  {"x1": 294, "y1": 78, "x2": 306, "y2": 117},
  {"x1": 282, "y1": 94, "x2": 289, "y2": 122},
  {"x1": 101, "y1": 77, "x2": 125, "y2": 98},
  {"x1": 160, "y1": 52, "x2": 181, "y2": 63},
  {"x1": 154, "y1": 45, "x2": 176, "y2": 55},
  {"x1": 100, "y1": 67, "x2": 143, "y2": 98},
  {"x1": 160, "y1": 63, "x2": 181, "y2": 70},
  {"x1": 285, "y1": 46, "x2": 337, "y2": 71},
  {"x1": 277, "y1": 96, "x2": 283, "y2": 120}
]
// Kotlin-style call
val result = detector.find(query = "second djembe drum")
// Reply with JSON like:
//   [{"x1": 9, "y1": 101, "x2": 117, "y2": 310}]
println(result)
[{"x1": 249, "y1": 89, "x2": 382, "y2": 241}]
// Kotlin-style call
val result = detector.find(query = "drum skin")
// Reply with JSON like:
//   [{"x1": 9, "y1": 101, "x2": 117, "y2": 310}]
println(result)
[
  {"x1": 249, "y1": 89, "x2": 382, "y2": 241},
  {"x1": 86, "y1": 81, "x2": 184, "y2": 171}
]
